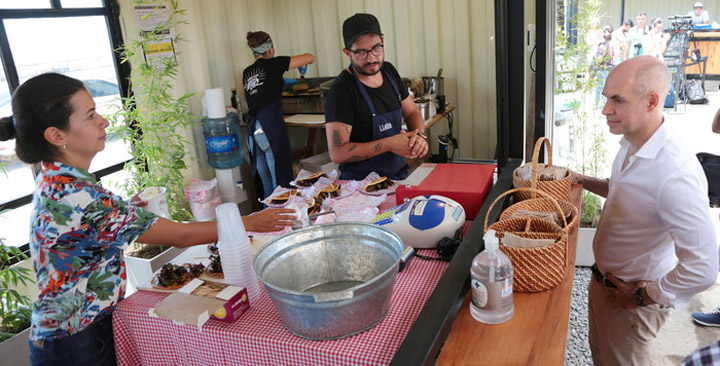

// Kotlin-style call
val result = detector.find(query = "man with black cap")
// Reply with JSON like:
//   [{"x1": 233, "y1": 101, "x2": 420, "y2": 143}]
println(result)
[{"x1": 324, "y1": 13, "x2": 428, "y2": 180}]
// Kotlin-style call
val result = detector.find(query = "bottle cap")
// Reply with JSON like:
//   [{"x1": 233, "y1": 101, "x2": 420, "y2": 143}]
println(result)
[{"x1": 483, "y1": 229, "x2": 499, "y2": 252}]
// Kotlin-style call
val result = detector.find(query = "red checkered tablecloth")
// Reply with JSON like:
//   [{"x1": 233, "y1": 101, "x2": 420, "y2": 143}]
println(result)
[{"x1": 114, "y1": 196, "x2": 470, "y2": 366}]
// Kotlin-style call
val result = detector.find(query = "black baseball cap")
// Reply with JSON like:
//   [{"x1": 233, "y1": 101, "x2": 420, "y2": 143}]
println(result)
[{"x1": 342, "y1": 13, "x2": 383, "y2": 49}]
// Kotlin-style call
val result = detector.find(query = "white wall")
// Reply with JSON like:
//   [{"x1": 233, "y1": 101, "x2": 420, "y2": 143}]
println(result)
[{"x1": 116, "y1": 0, "x2": 498, "y2": 182}]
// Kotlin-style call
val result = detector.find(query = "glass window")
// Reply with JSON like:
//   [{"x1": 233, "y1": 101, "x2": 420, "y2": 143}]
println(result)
[
  {"x1": 0, "y1": 5, "x2": 130, "y2": 249},
  {"x1": 61, "y1": 0, "x2": 103, "y2": 8},
  {"x1": 0, "y1": 0, "x2": 50, "y2": 9},
  {"x1": 100, "y1": 168, "x2": 132, "y2": 200},
  {"x1": 0, "y1": 65, "x2": 36, "y2": 204},
  {"x1": 4, "y1": 16, "x2": 131, "y2": 175},
  {"x1": 0, "y1": 203, "x2": 31, "y2": 248}
]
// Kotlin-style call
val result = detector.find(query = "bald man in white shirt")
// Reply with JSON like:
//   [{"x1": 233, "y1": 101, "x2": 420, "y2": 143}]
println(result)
[{"x1": 573, "y1": 55, "x2": 719, "y2": 366}]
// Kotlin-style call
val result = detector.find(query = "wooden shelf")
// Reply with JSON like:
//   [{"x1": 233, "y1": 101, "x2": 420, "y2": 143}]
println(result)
[{"x1": 435, "y1": 183, "x2": 581, "y2": 366}]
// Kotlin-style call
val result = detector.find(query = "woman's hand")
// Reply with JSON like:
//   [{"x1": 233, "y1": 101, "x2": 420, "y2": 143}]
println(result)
[{"x1": 243, "y1": 208, "x2": 297, "y2": 232}]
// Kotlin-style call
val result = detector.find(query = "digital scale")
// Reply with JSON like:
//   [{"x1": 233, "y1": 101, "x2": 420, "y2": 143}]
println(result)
[{"x1": 372, "y1": 195, "x2": 466, "y2": 249}]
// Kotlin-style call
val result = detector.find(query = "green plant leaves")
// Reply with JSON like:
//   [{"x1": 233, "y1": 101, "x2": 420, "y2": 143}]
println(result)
[{"x1": 108, "y1": 0, "x2": 195, "y2": 222}]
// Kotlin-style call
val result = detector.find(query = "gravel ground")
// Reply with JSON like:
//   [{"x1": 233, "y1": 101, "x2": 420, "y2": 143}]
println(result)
[{"x1": 565, "y1": 266, "x2": 593, "y2": 366}]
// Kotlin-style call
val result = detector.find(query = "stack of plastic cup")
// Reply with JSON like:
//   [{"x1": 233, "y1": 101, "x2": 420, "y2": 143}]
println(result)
[{"x1": 215, "y1": 203, "x2": 261, "y2": 302}]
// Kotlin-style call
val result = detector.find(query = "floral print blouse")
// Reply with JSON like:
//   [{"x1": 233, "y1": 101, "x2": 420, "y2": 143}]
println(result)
[{"x1": 29, "y1": 162, "x2": 157, "y2": 340}]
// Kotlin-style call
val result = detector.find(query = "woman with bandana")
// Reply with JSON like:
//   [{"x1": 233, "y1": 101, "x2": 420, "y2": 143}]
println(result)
[{"x1": 242, "y1": 31, "x2": 314, "y2": 201}]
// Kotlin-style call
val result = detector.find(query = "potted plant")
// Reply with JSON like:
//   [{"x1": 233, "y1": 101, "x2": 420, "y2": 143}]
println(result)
[
  {"x1": 554, "y1": 0, "x2": 609, "y2": 266},
  {"x1": 109, "y1": 0, "x2": 195, "y2": 289}
]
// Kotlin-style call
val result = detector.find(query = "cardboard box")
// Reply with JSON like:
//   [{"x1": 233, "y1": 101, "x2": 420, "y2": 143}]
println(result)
[
  {"x1": 149, "y1": 279, "x2": 249, "y2": 327},
  {"x1": 396, "y1": 163, "x2": 496, "y2": 219}
]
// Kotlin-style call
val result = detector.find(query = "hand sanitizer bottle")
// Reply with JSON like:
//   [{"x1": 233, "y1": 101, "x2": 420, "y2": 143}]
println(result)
[{"x1": 469, "y1": 229, "x2": 514, "y2": 324}]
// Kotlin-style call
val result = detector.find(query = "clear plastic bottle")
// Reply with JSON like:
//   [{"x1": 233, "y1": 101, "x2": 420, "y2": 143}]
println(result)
[
  {"x1": 469, "y1": 229, "x2": 514, "y2": 324},
  {"x1": 202, "y1": 112, "x2": 244, "y2": 169}
]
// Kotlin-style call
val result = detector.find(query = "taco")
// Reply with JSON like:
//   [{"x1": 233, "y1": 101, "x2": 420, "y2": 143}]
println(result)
[
  {"x1": 364, "y1": 177, "x2": 394, "y2": 192},
  {"x1": 295, "y1": 172, "x2": 327, "y2": 187}
]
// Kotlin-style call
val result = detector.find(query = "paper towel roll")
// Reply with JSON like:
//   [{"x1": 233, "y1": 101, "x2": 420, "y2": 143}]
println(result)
[{"x1": 205, "y1": 88, "x2": 226, "y2": 119}]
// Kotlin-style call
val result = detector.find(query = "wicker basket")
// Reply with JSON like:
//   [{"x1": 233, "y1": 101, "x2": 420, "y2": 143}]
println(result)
[
  {"x1": 513, "y1": 137, "x2": 571, "y2": 202},
  {"x1": 484, "y1": 187, "x2": 570, "y2": 293},
  {"x1": 500, "y1": 198, "x2": 579, "y2": 231}
]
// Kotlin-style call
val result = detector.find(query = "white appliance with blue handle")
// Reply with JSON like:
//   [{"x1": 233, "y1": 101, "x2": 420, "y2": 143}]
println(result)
[{"x1": 372, "y1": 195, "x2": 466, "y2": 249}]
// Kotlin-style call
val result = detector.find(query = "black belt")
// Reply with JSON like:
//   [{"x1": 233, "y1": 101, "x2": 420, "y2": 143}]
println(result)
[{"x1": 591, "y1": 264, "x2": 617, "y2": 288}]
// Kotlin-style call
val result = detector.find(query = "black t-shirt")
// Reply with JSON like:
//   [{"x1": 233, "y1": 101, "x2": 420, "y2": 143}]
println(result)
[
  {"x1": 324, "y1": 62, "x2": 409, "y2": 143},
  {"x1": 243, "y1": 56, "x2": 290, "y2": 115}
]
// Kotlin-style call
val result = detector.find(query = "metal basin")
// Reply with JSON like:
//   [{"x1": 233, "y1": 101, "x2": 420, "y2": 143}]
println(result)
[{"x1": 253, "y1": 222, "x2": 405, "y2": 340}]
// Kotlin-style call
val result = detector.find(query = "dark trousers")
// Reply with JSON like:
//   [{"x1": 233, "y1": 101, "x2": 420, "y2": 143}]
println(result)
[{"x1": 28, "y1": 314, "x2": 116, "y2": 366}]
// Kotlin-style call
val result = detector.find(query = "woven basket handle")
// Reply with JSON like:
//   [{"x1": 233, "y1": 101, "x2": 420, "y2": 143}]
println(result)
[
  {"x1": 484, "y1": 187, "x2": 569, "y2": 234},
  {"x1": 530, "y1": 137, "x2": 554, "y2": 198}
]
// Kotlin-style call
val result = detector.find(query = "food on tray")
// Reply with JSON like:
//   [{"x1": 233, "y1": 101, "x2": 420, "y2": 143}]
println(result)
[
  {"x1": 316, "y1": 183, "x2": 340, "y2": 202},
  {"x1": 364, "y1": 177, "x2": 394, "y2": 192},
  {"x1": 295, "y1": 172, "x2": 327, "y2": 187},
  {"x1": 207, "y1": 242, "x2": 219, "y2": 255},
  {"x1": 151, "y1": 263, "x2": 205, "y2": 290},
  {"x1": 269, "y1": 189, "x2": 298, "y2": 205},
  {"x1": 205, "y1": 254, "x2": 224, "y2": 279},
  {"x1": 308, "y1": 184, "x2": 341, "y2": 216},
  {"x1": 307, "y1": 197, "x2": 321, "y2": 215}
]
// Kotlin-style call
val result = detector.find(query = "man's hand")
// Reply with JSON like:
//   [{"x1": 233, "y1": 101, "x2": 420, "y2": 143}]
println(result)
[
  {"x1": 403, "y1": 129, "x2": 429, "y2": 158},
  {"x1": 604, "y1": 273, "x2": 650, "y2": 309},
  {"x1": 243, "y1": 208, "x2": 297, "y2": 232}
]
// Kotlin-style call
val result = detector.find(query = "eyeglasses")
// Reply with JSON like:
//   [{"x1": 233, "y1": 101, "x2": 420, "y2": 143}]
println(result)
[{"x1": 349, "y1": 44, "x2": 384, "y2": 60}]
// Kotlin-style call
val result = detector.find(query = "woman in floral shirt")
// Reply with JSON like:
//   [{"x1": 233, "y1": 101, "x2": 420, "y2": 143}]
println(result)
[{"x1": 0, "y1": 73, "x2": 296, "y2": 366}]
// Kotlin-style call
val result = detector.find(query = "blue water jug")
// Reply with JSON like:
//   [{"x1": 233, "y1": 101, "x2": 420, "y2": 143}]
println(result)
[{"x1": 202, "y1": 112, "x2": 244, "y2": 169}]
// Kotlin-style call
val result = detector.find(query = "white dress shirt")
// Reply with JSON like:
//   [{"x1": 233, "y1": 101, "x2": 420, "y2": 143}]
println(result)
[
  {"x1": 594, "y1": 121, "x2": 718, "y2": 309},
  {"x1": 688, "y1": 10, "x2": 710, "y2": 25}
]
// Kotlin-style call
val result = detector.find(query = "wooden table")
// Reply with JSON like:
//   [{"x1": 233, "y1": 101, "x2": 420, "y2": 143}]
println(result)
[
  {"x1": 435, "y1": 183, "x2": 581, "y2": 366},
  {"x1": 692, "y1": 32, "x2": 720, "y2": 77}
]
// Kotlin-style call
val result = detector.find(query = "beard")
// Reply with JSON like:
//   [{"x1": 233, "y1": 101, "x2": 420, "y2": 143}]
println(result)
[{"x1": 351, "y1": 59, "x2": 383, "y2": 76}]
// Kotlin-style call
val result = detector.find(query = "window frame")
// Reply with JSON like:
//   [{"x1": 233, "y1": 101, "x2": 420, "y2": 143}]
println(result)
[{"x1": 0, "y1": 0, "x2": 130, "y2": 255}]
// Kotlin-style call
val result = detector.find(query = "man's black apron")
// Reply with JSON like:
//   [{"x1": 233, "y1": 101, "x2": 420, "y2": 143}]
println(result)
[
  {"x1": 340, "y1": 67, "x2": 409, "y2": 180},
  {"x1": 246, "y1": 97, "x2": 293, "y2": 199}
]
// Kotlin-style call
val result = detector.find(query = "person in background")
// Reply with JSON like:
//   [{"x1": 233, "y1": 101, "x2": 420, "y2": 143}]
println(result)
[
  {"x1": 689, "y1": 2, "x2": 710, "y2": 25},
  {"x1": 689, "y1": 105, "x2": 720, "y2": 328},
  {"x1": 627, "y1": 12, "x2": 651, "y2": 58},
  {"x1": 324, "y1": 13, "x2": 428, "y2": 180},
  {"x1": 243, "y1": 31, "x2": 314, "y2": 200},
  {"x1": 611, "y1": 19, "x2": 633, "y2": 65},
  {"x1": 585, "y1": 19, "x2": 604, "y2": 62},
  {"x1": 0, "y1": 73, "x2": 296, "y2": 366},
  {"x1": 593, "y1": 25, "x2": 614, "y2": 107},
  {"x1": 571, "y1": 56, "x2": 718, "y2": 365},
  {"x1": 643, "y1": 17, "x2": 670, "y2": 61}
]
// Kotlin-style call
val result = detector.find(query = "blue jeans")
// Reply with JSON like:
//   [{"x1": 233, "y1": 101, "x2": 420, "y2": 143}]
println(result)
[
  {"x1": 250, "y1": 121, "x2": 277, "y2": 200},
  {"x1": 28, "y1": 314, "x2": 116, "y2": 366}
]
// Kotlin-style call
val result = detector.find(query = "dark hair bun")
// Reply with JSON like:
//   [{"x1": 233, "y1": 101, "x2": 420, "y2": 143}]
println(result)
[{"x1": 0, "y1": 116, "x2": 14, "y2": 141}]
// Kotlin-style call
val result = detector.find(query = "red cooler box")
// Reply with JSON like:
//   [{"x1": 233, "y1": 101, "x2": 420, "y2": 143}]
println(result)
[{"x1": 395, "y1": 163, "x2": 496, "y2": 219}]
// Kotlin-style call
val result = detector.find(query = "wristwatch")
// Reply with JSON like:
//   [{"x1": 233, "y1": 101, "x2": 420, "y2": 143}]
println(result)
[{"x1": 633, "y1": 287, "x2": 647, "y2": 307}]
